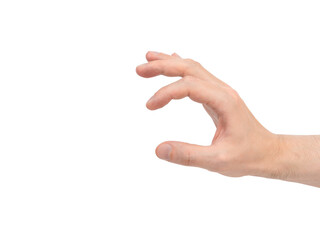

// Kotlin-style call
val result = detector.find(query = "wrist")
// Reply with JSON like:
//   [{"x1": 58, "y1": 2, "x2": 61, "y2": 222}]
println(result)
[{"x1": 260, "y1": 134, "x2": 320, "y2": 187}]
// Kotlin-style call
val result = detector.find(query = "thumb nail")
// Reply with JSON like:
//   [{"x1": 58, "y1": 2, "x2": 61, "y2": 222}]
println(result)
[{"x1": 156, "y1": 144, "x2": 172, "y2": 160}]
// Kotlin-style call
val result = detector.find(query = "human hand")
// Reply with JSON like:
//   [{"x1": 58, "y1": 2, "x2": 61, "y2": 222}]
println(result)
[{"x1": 136, "y1": 51, "x2": 282, "y2": 179}]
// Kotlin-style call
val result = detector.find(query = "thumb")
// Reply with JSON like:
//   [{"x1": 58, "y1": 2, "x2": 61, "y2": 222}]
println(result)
[{"x1": 155, "y1": 141, "x2": 212, "y2": 168}]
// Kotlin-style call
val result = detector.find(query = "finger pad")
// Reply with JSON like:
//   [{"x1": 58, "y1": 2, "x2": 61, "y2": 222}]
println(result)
[{"x1": 137, "y1": 67, "x2": 158, "y2": 78}]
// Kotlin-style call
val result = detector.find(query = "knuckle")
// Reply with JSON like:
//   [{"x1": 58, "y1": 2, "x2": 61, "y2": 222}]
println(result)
[
  {"x1": 183, "y1": 58, "x2": 202, "y2": 73},
  {"x1": 213, "y1": 151, "x2": 231, "y2": 172},
  {"x1": 184, "y1": 58, "x2": 200, "y2": 66},
  {"x1": 213, "y1": 150, "x2": 245, "y2": 177},
  {"x1": 182, "y1": 75, "x2": 196, "y2": 83},
  {"x1": 227, "y1": 88, "x2": 240, "y2": 101},
  {"x1": 215, "y1": 151, "x2": 229, "y2": 163},
  {"x1": 174, "y1": 149, "x2": 193, "y2": 166},
  {"x1": 222, "y1": 87, "x2": 242, "y2": 108},
  {"x1": 183, "y1": 150, "x2": 193, "y2": 166}
]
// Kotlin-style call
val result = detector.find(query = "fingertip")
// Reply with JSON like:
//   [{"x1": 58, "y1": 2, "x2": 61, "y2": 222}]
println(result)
[
  {"x1": 146, "y1": 100, "x2": 155, "y2": 110},
  {"x1": 146, "y1": 51, "x2": 160, "y2": 61},
  {"x1": 146, "y1": 51, "x2": 152, "y2": 60},
  {"x1": 146, "y1": 100, "x2": 160, "y2": 111},
  {"x1": 136, "y1": 64, "x2": 141, "y2": 75},
  {"x1": 135, "y1": 63, "x2": 147, "y2": 76},
  {"x1": 135, "y1": 65, "x2": 140, "y2": 75},
  {"x1": 146, "y1": 96, "x2": 170, "y2": 110},
  {"x1": 156, "y1": 143, "x2": 172, "y2": 161},
  {"x1": 145, "y1": 95, "x2": 154, "y2": 109}
]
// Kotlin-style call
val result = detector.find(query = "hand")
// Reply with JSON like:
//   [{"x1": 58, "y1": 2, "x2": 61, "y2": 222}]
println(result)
[{"x1": 136, "y1": 51, "x2": 281, "y2": 179}]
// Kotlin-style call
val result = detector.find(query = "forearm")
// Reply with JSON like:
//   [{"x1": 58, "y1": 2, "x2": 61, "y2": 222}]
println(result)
[{"x1": 259, "y1": 134, "x2": 320, "y2": 187}]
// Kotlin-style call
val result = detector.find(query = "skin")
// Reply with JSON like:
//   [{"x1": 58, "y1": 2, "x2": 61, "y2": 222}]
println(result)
[{"x1": 136, "y1": 51, "x2": 320, "y2": 188}]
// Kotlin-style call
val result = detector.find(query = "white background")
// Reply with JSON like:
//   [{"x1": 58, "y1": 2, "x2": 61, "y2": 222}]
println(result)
[{"x1": 1, "y1": 0, "x2": 320, "y2": 239}]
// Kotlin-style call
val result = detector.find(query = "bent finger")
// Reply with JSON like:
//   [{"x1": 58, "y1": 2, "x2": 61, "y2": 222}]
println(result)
[{"x1": 146, "y1": 76, "x2": 226, "y2": 113}]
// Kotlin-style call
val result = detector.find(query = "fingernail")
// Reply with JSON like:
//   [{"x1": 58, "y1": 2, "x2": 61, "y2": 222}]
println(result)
[{"x1": 156, "y1": 144, "x2": 172, "y2": 160}]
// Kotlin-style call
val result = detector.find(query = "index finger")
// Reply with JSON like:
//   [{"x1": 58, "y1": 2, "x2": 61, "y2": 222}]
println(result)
[
  {"x1": 136, "y1": 59, "x2": 187, "y2": 78},
  {"x1": 136, "y1": 58, "x2": 226, "y2": 86}
]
